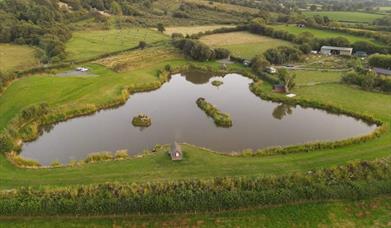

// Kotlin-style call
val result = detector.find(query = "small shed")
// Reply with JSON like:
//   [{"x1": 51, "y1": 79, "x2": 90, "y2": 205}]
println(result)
[
  {"x1": 320, "y1": 46, "x2": 353, "y2": 56},
  {"x1": 354, "y1": 51, "x2": 368, "y2": 57},
  {"x1": 170, "y1": 142, "x2": 183, "y2": 161},
  {"x1": 273, "y1": 84, "x2": 286, "y2": 93}
]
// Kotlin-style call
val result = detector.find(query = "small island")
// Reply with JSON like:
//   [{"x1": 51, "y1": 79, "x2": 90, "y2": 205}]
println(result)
[
  {"x1": 211, "y1": 80, "x2": 224, "y2": 87},
  {"x1": 132, "y1": 114, "x2": 152, "y2": 127},
  {"x1": 196, "y1": 97, "x2": 232, "y2": 127}
]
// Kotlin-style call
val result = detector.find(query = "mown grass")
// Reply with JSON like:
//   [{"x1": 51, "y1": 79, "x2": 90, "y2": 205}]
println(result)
[
  {"x1": 200, "y1": 31, "x2": 293, "y2": 59},
  {"x1": 1, "y1": 195, "x2": 391, "y2": 227},
  {"x1": 65, "y1": 28, "x2": 169, "y2": 61},
  {"x1": 0, "y1": 44, "x2": 40, "y2": 73},
  {"x1": 292, "y1": 70, "x2": 343, "y2": 85},
  {"x1": 270, "y1": 24, "x2": 381, "y2": 45},
  {"x1": 302, "y1": 11, "x2": 384, "y2": 23}
]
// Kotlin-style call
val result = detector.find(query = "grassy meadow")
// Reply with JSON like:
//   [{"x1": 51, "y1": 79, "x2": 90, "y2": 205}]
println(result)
[
  {"x1": 164, "y1": 25, "x2": 235, "y2": 36},
  {"x1": 0, "y1": 44, "x2": 40, "y2": 73},
  {"x1": 200, "y1": 31, "x2": 293, "y2": 59},
  {"x1": 185, "y1": 0, "x2": 259, "y2": 14},
  {"x1": 302, "y1": 11, "x2": 384, "y2": 23},
  {"x1": 1, "y1": 195, "x2": 391, "y2": 227},
  {"x1": 270, "y1": 24, "x2": 381, "y2": 45},
  {"x1": 291, "y1": 70, "x2": 343, "y2": 85},
  {"x1": 65, "y1": 28, "x2": 169, "y2": 61}
]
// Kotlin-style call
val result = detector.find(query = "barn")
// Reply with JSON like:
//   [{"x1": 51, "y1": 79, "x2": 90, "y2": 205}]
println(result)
[{"x1": 320, "y1": 46, "x2": 353, "y2": 56}]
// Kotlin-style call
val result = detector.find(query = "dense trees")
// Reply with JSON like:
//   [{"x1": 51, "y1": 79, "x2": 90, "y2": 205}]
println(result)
[
  {"x1": 264, "y1": 46, "x2": 303, "y2": 65},
  {"x1": 342, "y1": 70, "x2": 391, "y2": 92},
  {"x1": 368, "y1": 54, "x2": 391, "y2": 69},
  {"x1": 173, "y1": 39, "x2": 216, "y2": 61},
  {"x1": 277, "y1": 69, "x2": 296, "y2": 93}
]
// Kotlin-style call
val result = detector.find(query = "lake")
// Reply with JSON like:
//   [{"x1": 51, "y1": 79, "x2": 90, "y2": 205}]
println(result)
[{"x1": 21, "y1": 72, "x2": 376, "y2": 164}]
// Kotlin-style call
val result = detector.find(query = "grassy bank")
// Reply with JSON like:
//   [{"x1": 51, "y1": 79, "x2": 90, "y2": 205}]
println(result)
[{"x1": 1, "y1": 195, "x2": 390, "y2": 227}]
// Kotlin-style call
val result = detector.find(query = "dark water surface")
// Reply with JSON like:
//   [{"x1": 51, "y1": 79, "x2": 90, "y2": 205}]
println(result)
[{"x1": 21, "y1": 72, "x2": 376, "y2": 164}]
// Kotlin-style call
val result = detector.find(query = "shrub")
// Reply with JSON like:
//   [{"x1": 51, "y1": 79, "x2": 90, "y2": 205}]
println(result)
[
  {"x1": 368, "y1": 54, "x2": 391, "y2": 69},
  {"x1": 264, "y1": 46, "x2": 303, "y2": 65},
  {"x1": 214, "y1": 48, "x2": 230, "y2": 59},
  {"x1": 6, "y1": 152, "x2": 41, "y2": 168},
  {"x1": 138, "y1": 41, "x2": 147, "y2": 49},
  {"x1": 85, "y1": 152, "x2": 113, "y2": 163},
  {"x1": 115, "y1": 150, "x2": 129, "y2": 160},
  {"x1": 50, "y1": 160, "x2": 62, "y2": 168},
  {"x1": 251, "y1": 55, "x2": 270, "y2": 73},
  {"x1": 173, "y1": 38, "x2": 215, "y2": 61}
]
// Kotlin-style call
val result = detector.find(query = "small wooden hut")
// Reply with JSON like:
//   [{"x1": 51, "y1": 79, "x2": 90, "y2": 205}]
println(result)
[{"x1": 170, "y1": 142, "x2": 183, "y2": 161}]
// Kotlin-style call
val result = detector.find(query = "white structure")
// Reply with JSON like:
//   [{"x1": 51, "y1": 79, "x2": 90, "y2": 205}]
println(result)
[
  {"x1": 266, "y1": 66, "x2": 277, "y2": 74},
  {"x1": 76, "y1": 67, "x2": 89, "y2": 72},
  {"x1": 320, "y1": 46, "x2": 353, "y2": 56}
]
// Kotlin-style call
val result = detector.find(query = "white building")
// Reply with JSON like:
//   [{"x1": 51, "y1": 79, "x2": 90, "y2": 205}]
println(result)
[{"x1": 320, "y1": 46, "x2": 353, "y2": 56}]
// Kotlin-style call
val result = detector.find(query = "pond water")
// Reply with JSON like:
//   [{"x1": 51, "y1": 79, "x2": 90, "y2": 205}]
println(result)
[{"x1": 21, "y1": 72, "x2": 376, "y2": 165}]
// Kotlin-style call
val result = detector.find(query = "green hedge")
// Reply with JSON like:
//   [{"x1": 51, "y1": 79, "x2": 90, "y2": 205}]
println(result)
[{"x1": 1, "y1": 157, "x2": 391, "y2": 216}]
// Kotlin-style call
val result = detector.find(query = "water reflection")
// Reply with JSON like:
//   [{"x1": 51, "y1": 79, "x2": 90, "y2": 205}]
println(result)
[{"x1": 272, "y1": 104, "x2": 294, "y2": 120}]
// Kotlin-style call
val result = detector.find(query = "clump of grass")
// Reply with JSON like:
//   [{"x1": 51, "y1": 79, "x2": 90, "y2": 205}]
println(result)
[
  {"x1": 196, "y1": 97, "x2": 232, "y2": 127},
  {"x1": 85, "y1": 152, "x2": 113, "y2": 163},
  {"x1": 211, "y1": 80, "x2": 223, "y2": 87},
  {"x1": 115, "y1": 150, "x2": 129, "y2": 160},
  {"x1": 6, "y1": 151, "x2": 41, "y2": 168},
  {"x1": 132, "y1": 114, "x2": 152, "y2": 127},
  {"x1": 50, "y1": 160, "x2": 62, "y2": 168}
]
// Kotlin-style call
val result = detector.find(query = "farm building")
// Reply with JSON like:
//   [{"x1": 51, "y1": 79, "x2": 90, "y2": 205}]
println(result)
[
  {"x1": 170, "y1": 142, "x2": 183, "y2": 161},
  {"x1": 354, "y1": 51, "x2": 368, "y2": 57},
  {"x1": 374, "y1": 67, "x2": 391, "y2": 76},
  {"x1": 320, "y1": 46, "x2": 353, "y2": 56},
  {"x1": 273, "y1": 84, "x2": 286, "y2": 93}
]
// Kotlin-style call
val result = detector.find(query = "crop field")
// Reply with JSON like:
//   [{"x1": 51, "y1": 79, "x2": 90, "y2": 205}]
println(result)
[
  {"x1": 302, "y1": 11, "x2": 384, "y2": 23},
  {"x1": 2, "y1": 196, "x2": 390, "y2": 227},
  {"x1": 184, "y1": 0, "x2": 260, "y2": 14},
  {"x1": 200, "y1": 32, "x2": 293, "y2": 59},
  {"x1": 270, "y1": 24, "x2": 381, "y2": 45},
  {"x1": 164, "y1": 25, "x2": 235, "y2": 36},
  {"x1": 65, "y1": 28, "x2": 169, "y2": 61},
  {"x1": 0, "y1": 44, "x2": 40, "y2": 73}
]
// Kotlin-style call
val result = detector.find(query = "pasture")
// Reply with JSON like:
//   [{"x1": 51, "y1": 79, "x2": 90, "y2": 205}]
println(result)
[
  {"x1": 270, "y1": 24, "x2": 381, "y2": 45},
  {"x1": 0, "y1": 44, "x2": 40, "y2": 73},
  {"x1": 164, "y1": 25, "x2": 235, "y2": 36},
  {"x1": 185, "y1": 0, "x2": 260, "y2": 14},
  {"x1": 302, "y1": 11, "x2": 384, "y2": 23},
  {"x1": 65, "y1": 28, "x2": 169, "y2": 61},
  {"x1": 200, "y1": 32, "x2": 293, "y2": 59}
]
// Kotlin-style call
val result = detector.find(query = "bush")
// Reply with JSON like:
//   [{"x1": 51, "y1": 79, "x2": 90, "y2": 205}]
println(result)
[
  {"x1": 214, "y1": 48, "x2": 230, "y2": 59},
  {"x1": 6, "y1": 152, "x2": 41, "y2": 168},
  {"x1": 368, "y1": 54, "x2": 391, "y2": 69},
  {"x1": 173, "y1": 38, "x2": 215, "y2": 61},
  {"x1": 114, "y1": 150, "x2": 129, "y2": 160},
  {"x1": 251, "y1": 55, "x2": 270, "y2": 73},
  {"x1": 85, "y1": 152, "x2": 113, "y2": 163},
  {"x1": 264, "y1": 46, "x2": 303, "y2": 65}
]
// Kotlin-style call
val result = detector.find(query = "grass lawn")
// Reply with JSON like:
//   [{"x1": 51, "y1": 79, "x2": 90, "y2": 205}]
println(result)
[
  {"x1": 65, "y1": 28, "x2": 169, "y2": 61},
  {"x1": 0, "y1": 44, "x2": 40, "y2": 73},
  {"x1": 291, "y1": 70, "x2": 343, "y2": 85},
  {"x1": 200, "y1": 31, "x2": 293, "y2": 59},
  {"x1": 270, "y1": 24, "x2": 381, "y2": 45},
  {"x1": 302, "y1": 11, "x2": 384, "y2": 23},
  {"x1": 1, "y1": 196, "x2": 391, "y2": 227},
  {"x1": 164, "y1": 25, "x2": 235, "y2": 36}
]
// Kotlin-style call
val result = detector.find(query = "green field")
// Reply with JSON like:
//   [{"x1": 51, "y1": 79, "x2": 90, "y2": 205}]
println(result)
[
  {"x1": 200, "y1": 31, "x2": 293, "y2": 59},
  {"x1": 1, "y1": 196, "x2": 391, "y2": 227},
  {"x1": 0, "y1": 44, "x2": 40, "y2": 73},
  {"x1": 291, "y1": 70, "x2": 343, "y2": 85},
  {"x1": 65, "y1": 28, "x2": 169, "y2": 61},
  {"x1": 270, "y1": 24, "x2": 381, "y2": 45},
  {"x1": 302, "y1": 11, "x2": 384, "y2": 23}
]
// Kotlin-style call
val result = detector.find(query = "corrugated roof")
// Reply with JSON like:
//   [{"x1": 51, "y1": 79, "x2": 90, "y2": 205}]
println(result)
[
  {"x1": 321, "y1": 46, "x2": 353, "y2": 51},
  {"x1": 374, "y1": 67, "x2": 391, "y2": 75}
]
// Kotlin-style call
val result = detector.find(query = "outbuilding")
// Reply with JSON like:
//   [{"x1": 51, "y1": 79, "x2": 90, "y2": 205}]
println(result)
[
  {"x1": 374, "y1": 67, "x2": 391, "y2": 76},
  {"x1": 320, "y1": 46, "x2": 353, "y2": 56},
  {"x1": 266, "y1": 66, "x2": 277, "y2": 74},
  {"x1": 170, "y1": 142, "x2": 183, "y2": 161}
]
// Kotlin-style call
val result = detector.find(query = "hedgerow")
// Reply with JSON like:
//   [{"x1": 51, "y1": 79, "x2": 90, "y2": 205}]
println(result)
[{"x1": 1, "y1": 157, "x2": 391, "y2": 216}]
